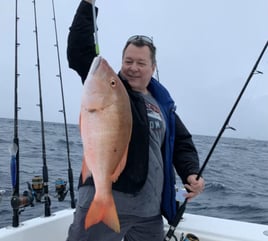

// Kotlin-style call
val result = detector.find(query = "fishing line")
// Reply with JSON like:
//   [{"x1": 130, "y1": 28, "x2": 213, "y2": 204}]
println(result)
[
  {"x1": 32, "y1": 0, "x2": 51, "y2": 217},
  {"x1": 164, "y1": 40, "x2": 268, "y2": 241},
  {"x1": 51, "y1": 0, "x2": 76, "y2": 208}
]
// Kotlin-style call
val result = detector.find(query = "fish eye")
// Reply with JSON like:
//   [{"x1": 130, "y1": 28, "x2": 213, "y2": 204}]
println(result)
[{"x1": 110, "y1": 79, "x2": 117, "y2": 87}]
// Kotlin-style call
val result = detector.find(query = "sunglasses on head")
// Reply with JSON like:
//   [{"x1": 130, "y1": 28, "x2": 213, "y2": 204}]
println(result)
[{"x1": 127, "y1": 35, "x2": 154, "y2": 45}]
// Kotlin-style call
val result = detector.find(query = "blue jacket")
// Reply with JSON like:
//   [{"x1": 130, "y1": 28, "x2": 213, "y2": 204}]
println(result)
[
  {"x1": 149, "y1": 78, "x2": 201, "y2": 222},
  {"x1": 67, "y1": 0, "x2": 200, "y2": 224},
  {"x1": 148, "y1": 78, "x2": 177, "y2": 222}
]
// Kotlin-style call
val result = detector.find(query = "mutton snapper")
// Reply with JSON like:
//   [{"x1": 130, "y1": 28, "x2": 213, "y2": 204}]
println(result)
[{"x1": 80, "y1": 56, "x2": 132, "y2": 233}]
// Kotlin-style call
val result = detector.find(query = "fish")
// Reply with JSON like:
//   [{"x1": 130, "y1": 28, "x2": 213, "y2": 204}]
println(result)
[{"x1": 79, "y1": 55, "x2": 132, "y2": 233}]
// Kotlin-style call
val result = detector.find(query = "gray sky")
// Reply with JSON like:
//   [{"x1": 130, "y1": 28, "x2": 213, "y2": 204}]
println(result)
[{"x1": 1, "y1": 0, "x2": 268, "y2": 140}]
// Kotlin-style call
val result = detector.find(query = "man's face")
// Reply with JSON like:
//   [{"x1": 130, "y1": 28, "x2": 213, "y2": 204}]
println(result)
[{"x1": 121, "y1": 44, "x2": 155, "y2": 94}]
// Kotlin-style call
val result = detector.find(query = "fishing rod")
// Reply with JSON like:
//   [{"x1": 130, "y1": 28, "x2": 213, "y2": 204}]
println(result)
[
  {"x1": 92, "y1": 0, "x2": 100, "y2": 55},
  {"x1": 51, "y1": 0, "x2": 75, "y2": 208},
  {"x1": 32, "y1": 0, "x2": 51, "y2": 217},
  {"x1": 151, "y1": 36, "x2": 160, "y2": 81},
  {"x1": 10, "y1": 0, "x2": 20, "y2": 227},
  {"x1": 10, "y1": 1, "x2": 36, "y2": 227},
  {"x1": 164, "y1": 40, "x2": 268, "y2": 241},
  {"x1": 155, "y1": 62, "x2": 160, "y2": 82}
]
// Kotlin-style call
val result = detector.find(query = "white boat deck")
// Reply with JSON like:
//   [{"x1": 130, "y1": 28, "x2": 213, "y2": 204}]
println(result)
[{"x1": 0, "y1": 209, "x2": 267, "y2": 241}]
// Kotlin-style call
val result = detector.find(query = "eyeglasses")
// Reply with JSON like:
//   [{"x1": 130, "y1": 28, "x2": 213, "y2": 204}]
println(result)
[{"x1": 127, "y1": 35, "x2": 154, "y2": 45}]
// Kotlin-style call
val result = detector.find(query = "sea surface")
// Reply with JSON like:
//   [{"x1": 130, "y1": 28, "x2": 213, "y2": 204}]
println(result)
[{"x1": 0, "y1": 117, "x2": 267, "y2": 229}]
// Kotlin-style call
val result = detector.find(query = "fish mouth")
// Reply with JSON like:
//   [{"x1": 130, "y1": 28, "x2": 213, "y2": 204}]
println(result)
[{"x1": 89, "y1": 55, "x2": 102, "y2": 75}]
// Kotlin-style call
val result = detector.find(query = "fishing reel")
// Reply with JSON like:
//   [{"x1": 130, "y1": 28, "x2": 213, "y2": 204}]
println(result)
[
  {"x1": 31, "y1": 176, "x2": 68, "y2": 202},
  {"x1": 31, "y1": 175, "x2": 44, "y2": 202},
  {"x1": 180, "y1": 233, "x2": 199, "y2": 241},
  {"x1": 55, "y1": 178, "x2": 68, "y2": 201},
  {"x1": 11, "y1": 182, "x2": 34, "y2": 211}
]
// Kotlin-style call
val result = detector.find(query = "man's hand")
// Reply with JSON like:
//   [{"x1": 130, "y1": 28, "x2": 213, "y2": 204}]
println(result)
[{"x1": 184, "y1": 174, "x2": 205, "y2": 200}]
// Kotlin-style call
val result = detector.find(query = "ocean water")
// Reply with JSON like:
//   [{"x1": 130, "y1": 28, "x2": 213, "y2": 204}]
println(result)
[{"x1": 0, "y1": 117, "x2": 267, "y2": 229}]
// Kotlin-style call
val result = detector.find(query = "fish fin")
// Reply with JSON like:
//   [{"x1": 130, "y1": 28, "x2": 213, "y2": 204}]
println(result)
[
  {"x1": 81, "y1": 156, "x2": 91, "y2": 183},
  {"x1": 84, "y1": 194, "x2": 120, "y2": 233},
  {"x1": 111, "y1": 146, "x2": 129, "y2": 183}
]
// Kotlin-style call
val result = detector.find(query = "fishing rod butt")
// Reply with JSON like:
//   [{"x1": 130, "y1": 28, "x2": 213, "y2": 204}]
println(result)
[
  {"x1": 164, "y1": 225, "x2": 177, "y2": 241},
  {"x1": 44, "y1": 195, "x2": 51, "y2": 217},
  {"x1": 12, "y1": 209, "x2": 19, "y2": 228},
  {"x1": 70, "y1": 199, "x2": 76, "y2": 209},
  {"x1": 68, "y1": 168, "x2": 76, "y2": 208},
  {"x1": 164, "y1": 199, "x2": 187, "y2": 241}
]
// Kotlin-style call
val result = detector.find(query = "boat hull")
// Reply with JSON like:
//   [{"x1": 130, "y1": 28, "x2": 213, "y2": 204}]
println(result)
[{"x1": 0, "y1": 209, "x2": 267, "y2": 241}]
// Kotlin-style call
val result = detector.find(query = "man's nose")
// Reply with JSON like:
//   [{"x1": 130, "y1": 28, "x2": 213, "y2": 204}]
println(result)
[{"x1": 129, "y1": 62, "x2": 139, "y2": 71}]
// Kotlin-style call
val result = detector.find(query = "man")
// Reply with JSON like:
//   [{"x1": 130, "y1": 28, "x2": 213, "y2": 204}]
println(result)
[{"x1": 66, "y1": 1, "x2": 205, "y2": 240}]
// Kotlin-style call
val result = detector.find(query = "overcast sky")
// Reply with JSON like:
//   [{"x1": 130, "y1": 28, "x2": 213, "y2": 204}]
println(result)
[{"x1": 1, "y1": 0, "x2": 268, "y2": 141}]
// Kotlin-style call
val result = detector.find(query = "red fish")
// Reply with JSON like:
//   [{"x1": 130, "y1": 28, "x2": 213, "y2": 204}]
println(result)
[{"x1": 80, "y1": 56, "x2": 132, "y2": 233}]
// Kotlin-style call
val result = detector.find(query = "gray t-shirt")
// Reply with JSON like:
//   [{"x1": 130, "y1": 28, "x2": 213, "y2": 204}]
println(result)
[{"x1": 114, "y1": 92, "x2": 166, "y2": 217}]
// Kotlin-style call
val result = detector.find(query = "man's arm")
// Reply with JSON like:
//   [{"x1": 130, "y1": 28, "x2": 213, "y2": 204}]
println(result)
[{"x1": 67, "y1": 0, "x2": 98, "y2": 83}]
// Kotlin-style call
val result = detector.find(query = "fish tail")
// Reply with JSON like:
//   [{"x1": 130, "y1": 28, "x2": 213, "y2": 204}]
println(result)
[{"x1": 84, "y1": 195, "x2": 120, "y2": 233}]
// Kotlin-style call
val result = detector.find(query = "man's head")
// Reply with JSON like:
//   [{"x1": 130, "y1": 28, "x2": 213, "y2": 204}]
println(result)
[
  {"x1": 122, "y1": 35, "x2": 156, "y2": 65},
  {"x1": 120, "y1": 35, "x2": 156, "y2": 94}
]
